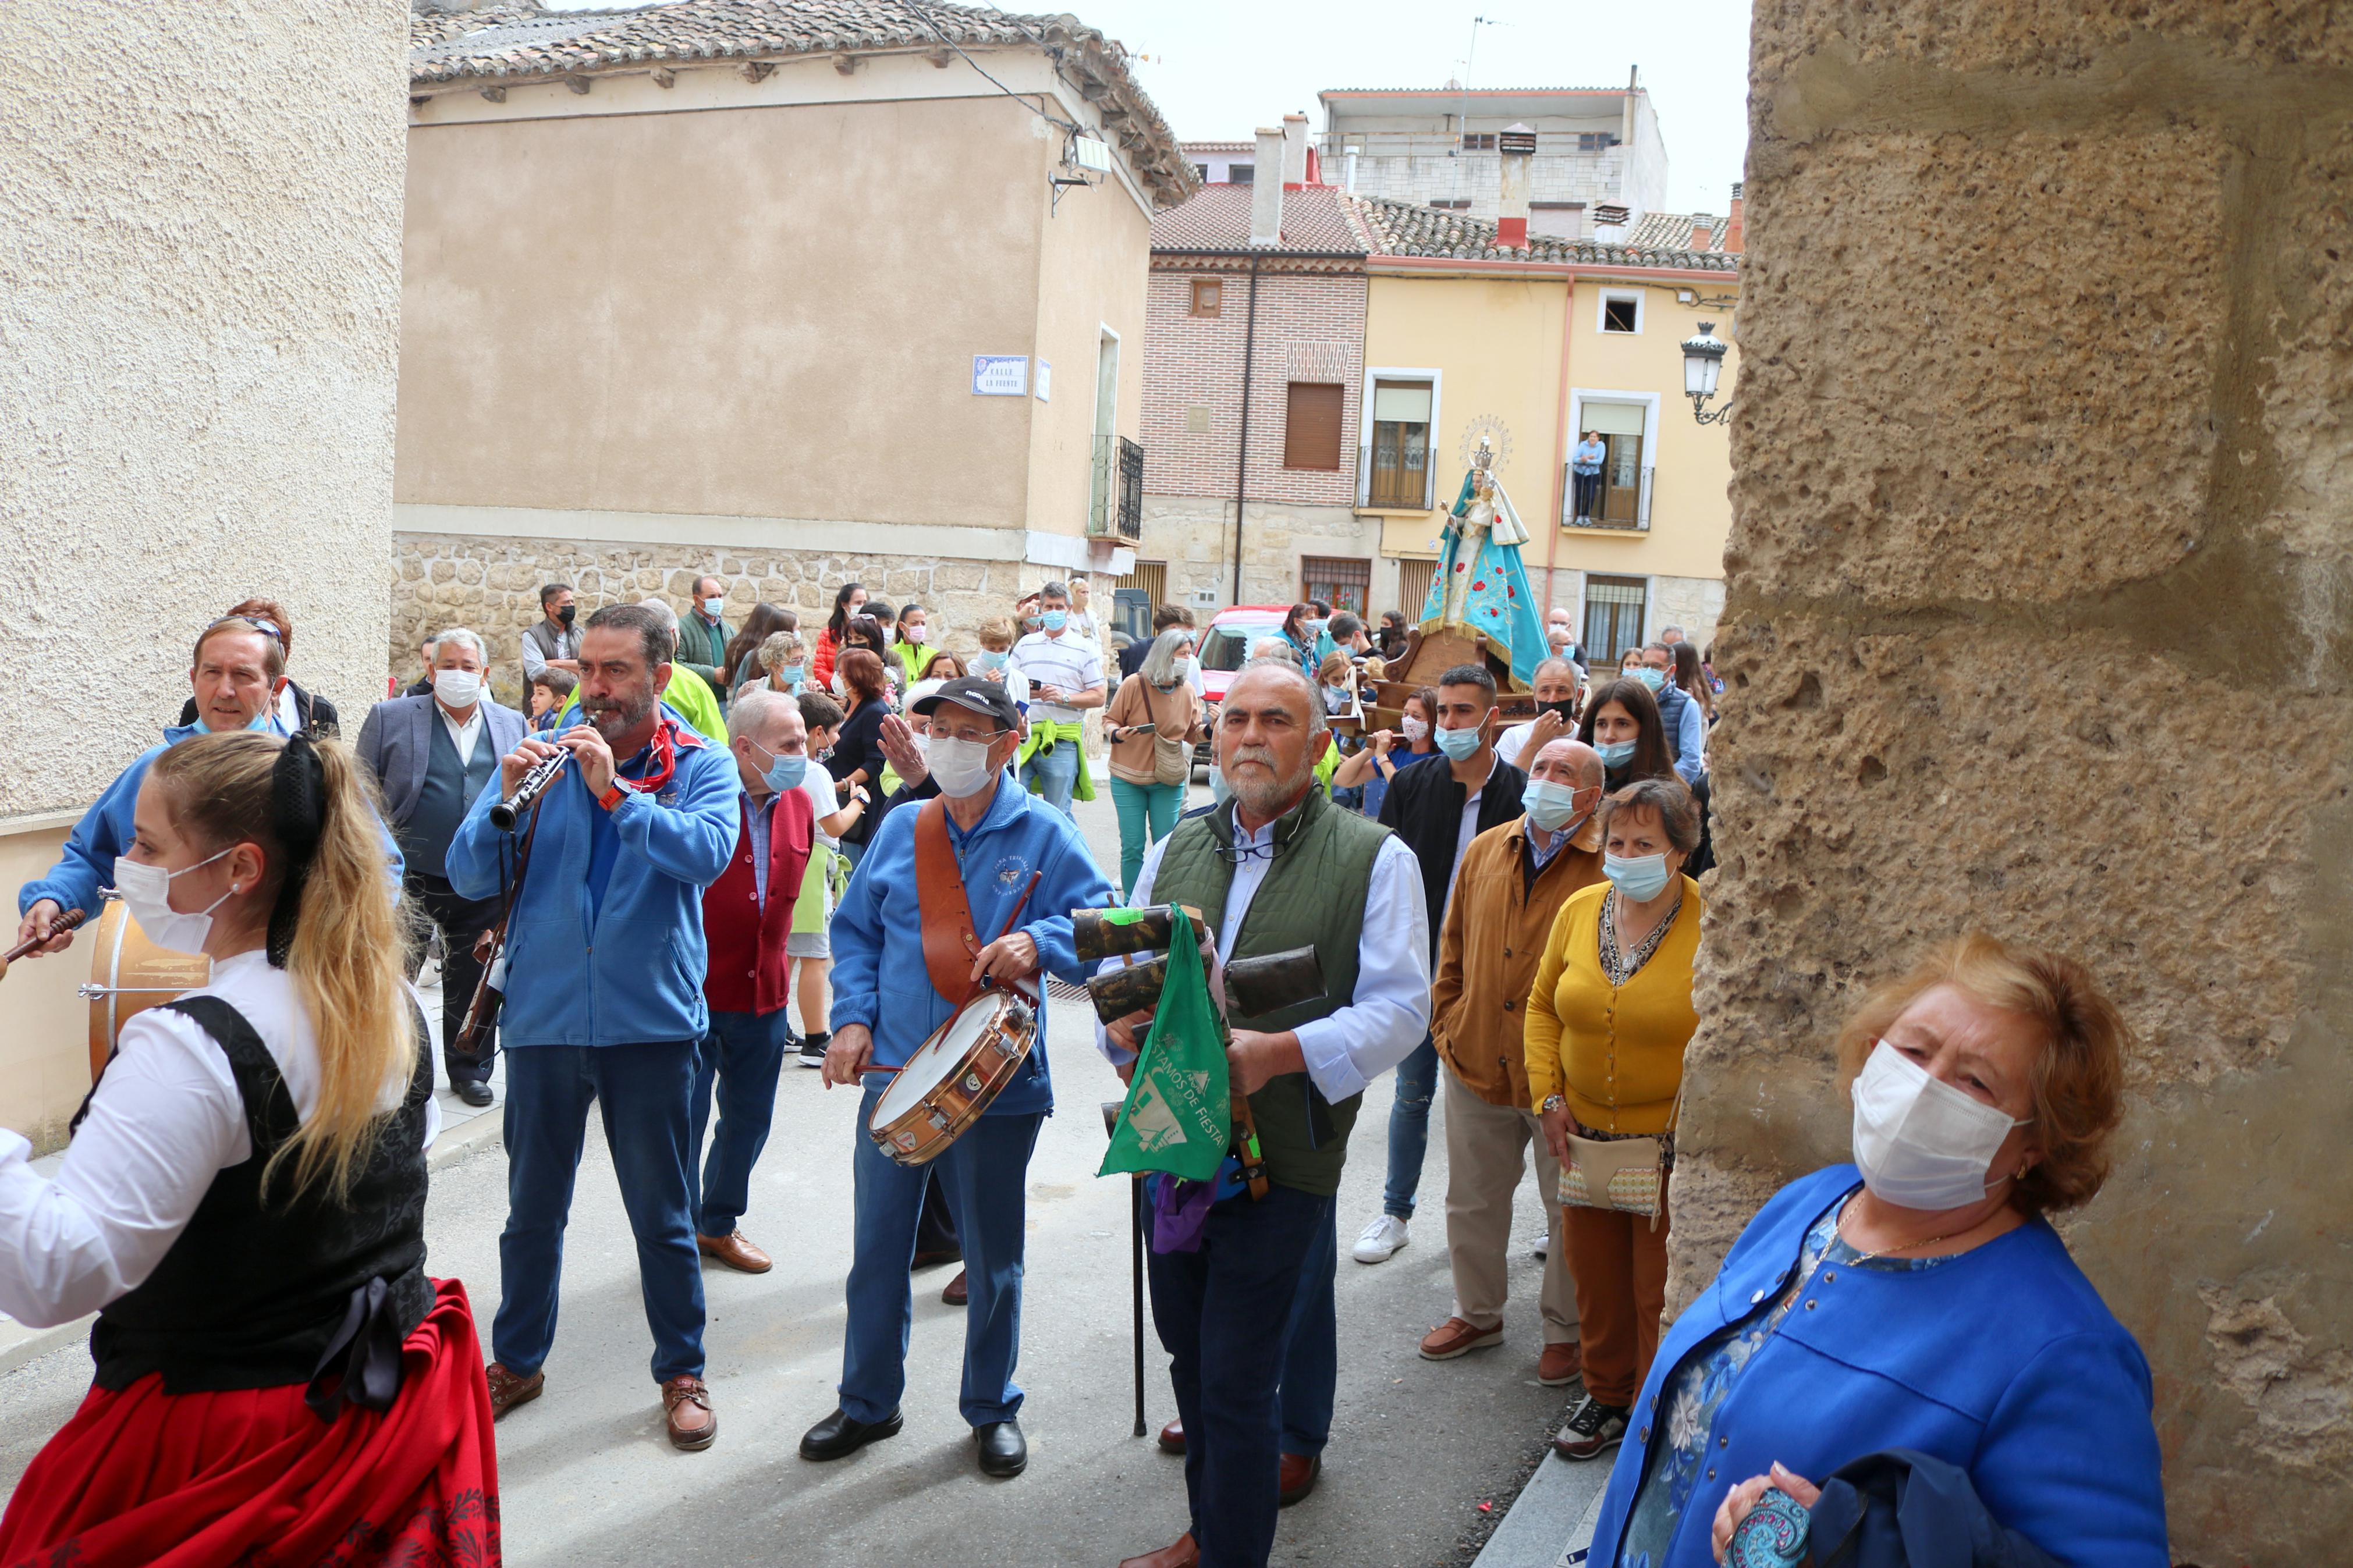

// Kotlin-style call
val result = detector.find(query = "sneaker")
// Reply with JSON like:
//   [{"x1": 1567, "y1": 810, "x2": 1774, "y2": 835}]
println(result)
[
  {"x1": 798, "y1": 1031, "x2": 829, "y2": 1069},
  {"x1": 1351, "y1": 1213, "x2": 1410, "y2": 1264},
  {"x1": 1553, "y1": 1393, "x2": 1630, "y2": 1461}
]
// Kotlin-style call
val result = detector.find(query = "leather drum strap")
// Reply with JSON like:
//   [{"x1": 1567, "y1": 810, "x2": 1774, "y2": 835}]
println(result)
[{"x1": 915, "y1": 797, "x2": 981, "y2": 1010}]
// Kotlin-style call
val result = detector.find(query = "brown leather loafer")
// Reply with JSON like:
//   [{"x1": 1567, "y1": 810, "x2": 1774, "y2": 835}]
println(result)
[
  {"x1": 697, "y1": 1231, "x2": 773, "y2": 1274},
  {"x1": 663, "y1": 1374, "x2": 718, "y2": 1451},
  {"x1": 941, "y1": 1267, "x2": 969, "y2": 1306},
  {"x1": 1538, "y1": 1341, "x2": 1584, "y2": 1386},
  {"x1": 1156, "y1": 1416, "x2": 1185, "y2": 1455},
  {"x1": 484, "y1": 1361, "x2": 544, "y2": 1421},
  {"x1": 1418, "y1": 1315, "x2": 1504, "y2": 1361},
  {"x1": 1117, "y1": 1533, "x2": 1199, "y2": 1568},
  {"x1": 1279, "y1": 1452, "x2": 1321, "y2": 1507}
]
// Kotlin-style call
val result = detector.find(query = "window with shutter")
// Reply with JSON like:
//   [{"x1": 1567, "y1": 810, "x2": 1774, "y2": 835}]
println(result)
[{"x1": 1283, "y1": 382, "x2": 1344, "y2": 470}]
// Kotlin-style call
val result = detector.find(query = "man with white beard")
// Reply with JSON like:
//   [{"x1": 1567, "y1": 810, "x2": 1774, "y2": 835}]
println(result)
[{"x1": 1102, "y1": 659, "x2": 1430, "y2": 1568}]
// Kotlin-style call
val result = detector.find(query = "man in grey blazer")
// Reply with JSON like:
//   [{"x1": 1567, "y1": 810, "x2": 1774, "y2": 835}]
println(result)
[{"x1": 357, "y1": 627, "x2": 529, "y2": 1104}]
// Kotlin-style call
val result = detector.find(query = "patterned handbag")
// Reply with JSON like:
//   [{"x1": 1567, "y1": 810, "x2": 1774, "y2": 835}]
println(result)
[{"x1": 1557, "y1": 1085, "x2": 1681, "y2": 1231}]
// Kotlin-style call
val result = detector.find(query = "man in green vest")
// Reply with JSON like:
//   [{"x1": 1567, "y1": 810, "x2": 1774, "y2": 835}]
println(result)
[{"x1": 1105, "y1": 660, "x2": 1431, "y2": 1568}]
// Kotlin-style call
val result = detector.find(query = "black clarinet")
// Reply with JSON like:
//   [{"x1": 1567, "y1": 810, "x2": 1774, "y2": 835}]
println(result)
[{"x1": 489, "y1": 749, "x2": 570, "y2": 830}]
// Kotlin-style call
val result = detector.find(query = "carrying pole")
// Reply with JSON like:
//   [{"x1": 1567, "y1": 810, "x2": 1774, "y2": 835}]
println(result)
[{"x1": 1131, "y1": 1174, "x2": 1147, "y2": 1436}]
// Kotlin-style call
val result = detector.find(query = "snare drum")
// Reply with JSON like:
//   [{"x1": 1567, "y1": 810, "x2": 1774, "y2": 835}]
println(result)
[
  {"x1": 81, "y1": 898, "x2": 211, "y2": 1084},
  {"x1": 866, "y1": 989, "x2": 1038, "y2": 1167}
]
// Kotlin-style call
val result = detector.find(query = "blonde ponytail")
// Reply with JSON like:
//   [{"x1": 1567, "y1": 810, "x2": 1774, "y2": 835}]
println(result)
[{"x1": 149, "y1": 732, "x2": 413, "y2": 1201}]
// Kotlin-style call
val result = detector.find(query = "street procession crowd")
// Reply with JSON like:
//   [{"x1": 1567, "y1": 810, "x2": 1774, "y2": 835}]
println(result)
[{"x1": 0, "y1": 567, "x2": 2173, "y2": 1568}]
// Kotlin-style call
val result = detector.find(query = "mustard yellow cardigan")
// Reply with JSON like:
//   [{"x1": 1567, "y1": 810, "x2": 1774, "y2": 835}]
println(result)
[{"x1": 1521, "y1": 876, "x2": 1702, "y2": 1133}]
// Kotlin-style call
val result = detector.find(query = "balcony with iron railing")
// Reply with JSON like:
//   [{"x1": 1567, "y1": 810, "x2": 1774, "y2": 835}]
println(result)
[
  {"x1": 1089, "y1": 435, "x2": 1144, "y2": 540},
  {"x1": 1561, "y1": 463, "x2": 1653, "y2": 532}
]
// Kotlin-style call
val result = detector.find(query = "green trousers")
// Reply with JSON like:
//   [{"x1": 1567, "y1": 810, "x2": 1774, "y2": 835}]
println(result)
[{"x1": 1109, "y1": 777, "x2": 1186, "y2": 897}]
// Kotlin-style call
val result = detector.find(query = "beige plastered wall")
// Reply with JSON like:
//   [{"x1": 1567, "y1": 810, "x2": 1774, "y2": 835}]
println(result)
[
  {"x1": 1683, "y1": 5, "x2": 2353, "y2": 1562},
  {"x1": 0, "y1": 1, "x2": 405, "y2": 1145}
]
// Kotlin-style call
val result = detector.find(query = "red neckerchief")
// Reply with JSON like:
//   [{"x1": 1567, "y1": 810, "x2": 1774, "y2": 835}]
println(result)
[{"x1": 614, "y1": 716, "x2": 695, "y2": 795}]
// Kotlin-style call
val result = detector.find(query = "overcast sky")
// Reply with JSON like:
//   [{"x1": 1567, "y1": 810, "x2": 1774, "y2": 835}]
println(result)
[{"x1": 1044, "y1": 0, "x2": 1755, "y2": 216}]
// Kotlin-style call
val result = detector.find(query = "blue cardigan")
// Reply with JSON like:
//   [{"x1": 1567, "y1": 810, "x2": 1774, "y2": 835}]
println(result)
[
  {"x1": 1588, "y1": 1165, "x2": 2167, "y2": 1568},
  {"x1": 446, "y1": 707, "x2": 738, "y2": 1046},
  {"x1": 828, "y1": 767, "x2": 1113, "y2": 1117}
]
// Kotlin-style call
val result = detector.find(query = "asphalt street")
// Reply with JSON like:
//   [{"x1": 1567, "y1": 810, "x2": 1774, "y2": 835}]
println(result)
[{"x1": 0, "y1": 786, "x2": 1577, "y2": 1567}]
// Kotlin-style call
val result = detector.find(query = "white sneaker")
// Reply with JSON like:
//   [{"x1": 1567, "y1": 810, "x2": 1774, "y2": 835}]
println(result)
[{"x1": 1352, "y1": 1214, "x2": 1410, "y2": 1264}]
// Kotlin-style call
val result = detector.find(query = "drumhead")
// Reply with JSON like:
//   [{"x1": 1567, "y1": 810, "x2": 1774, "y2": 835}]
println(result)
[{"x1": 871, "y1": 999, "x2": 999, "y2": 1122}]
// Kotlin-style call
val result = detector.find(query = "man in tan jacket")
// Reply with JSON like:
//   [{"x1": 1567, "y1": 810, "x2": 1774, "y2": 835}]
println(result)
[{"x1": 1418, "y1": 736, "x2": 1607, "y2": 1385}]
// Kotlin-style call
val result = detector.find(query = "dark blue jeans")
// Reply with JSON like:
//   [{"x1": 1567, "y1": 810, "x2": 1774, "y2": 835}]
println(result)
[
  {"x1": 1147, "y1": 1183, "x2": 1334, "y2": 1568},
  {"x1": 495, "y1": 1041, "x2": 707, "y2": 1384},
  {"x1": 840, "y1": 1091, "x2": 1043, "y2": 1427},
  {"x1": 1382, "y1": 1036, "x2": 1439, "y2": 1219},
  {"x1": 688, "y1": 1008, "x2": 792, "y2": 1238}
]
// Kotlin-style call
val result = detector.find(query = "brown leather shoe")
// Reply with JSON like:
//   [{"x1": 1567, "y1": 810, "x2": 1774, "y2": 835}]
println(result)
[
  {"x1": 663, "y1": 1374, "x2": 718, "y2": 1451},
  {"x1": 1279, "y1": 1452, "x2": 1321, "y2": 1507},
  {"x1": 1418, "y1": 1315, "x2": 1504, "y2": 1360},
  {"x1": 941, "y1": 1267, "x2": 969, "y2": 1306},
  {"x1": 697, "y1": 1231, "x2": 773, "y2": 1274},
  {"x1": 1156, "y1": 1416, "x2": 1185, "y2": 1455},
  {"x1": 484, "y1": 1361, "x2": 544, "y2": 1421},
  {"x1": 1117, "y1": 1533, "x2": 1199, "y2": 1568},
  {"x1": 1538, "y1": 1341, "x2": 1584, "y2": 1386}
]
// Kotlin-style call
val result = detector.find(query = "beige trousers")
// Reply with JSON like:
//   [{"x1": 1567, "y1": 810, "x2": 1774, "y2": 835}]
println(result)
[{"x1": 1442, "y1": 1064, "x2": 1578, "y2": 1343}]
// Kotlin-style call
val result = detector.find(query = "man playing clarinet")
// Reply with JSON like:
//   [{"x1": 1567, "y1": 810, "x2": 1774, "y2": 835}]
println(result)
[
  {"x1": 798, "y1": 677, "x2": 1114, "y2": 1479},
  {"x1": 447, "y1": 603, "x2": 741, "y2": 1452}
]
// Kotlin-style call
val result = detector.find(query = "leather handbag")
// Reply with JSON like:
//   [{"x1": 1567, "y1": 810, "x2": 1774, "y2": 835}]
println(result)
[
  {"x1": 1558, "y1": 1086, "x2": 1680, "y2": 1231},
  {"x1": 1152, "y1": 733, "x2": 1190, "y2": 786}
]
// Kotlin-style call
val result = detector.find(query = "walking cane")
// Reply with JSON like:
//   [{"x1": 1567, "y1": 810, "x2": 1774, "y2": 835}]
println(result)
[{"x1": 1103, "y1": 1100, "x2": 1146, "y2": 1437}]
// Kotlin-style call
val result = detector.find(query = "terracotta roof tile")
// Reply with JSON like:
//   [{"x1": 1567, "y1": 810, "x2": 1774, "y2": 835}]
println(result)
[
  {"x1": 1625, "y1": 210, "x2": 1729, "y2": 251},
  {"x1": 409, "y1": 0, "x2": 1196, "y2": 206},
  {"x1": 1149, "y1": 184, "x2": 1365, "y2": 256},
  {"x1": 1347, "y1": 194, "x2": 1737, "y2": 272}
]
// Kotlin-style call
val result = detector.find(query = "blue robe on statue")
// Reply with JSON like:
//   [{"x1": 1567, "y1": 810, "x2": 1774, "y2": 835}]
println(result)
[{"x1": 1416, "y1": 467, "x2": 1548, "y2": 688}]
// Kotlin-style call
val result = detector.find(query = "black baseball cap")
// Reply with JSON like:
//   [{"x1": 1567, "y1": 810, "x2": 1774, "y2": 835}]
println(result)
[{"x1": 911, "y1": 677, "x2": 1022, "y2": 732}]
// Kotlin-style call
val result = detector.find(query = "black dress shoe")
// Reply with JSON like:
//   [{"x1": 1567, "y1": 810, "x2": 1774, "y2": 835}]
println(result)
[
  {"x1": 975, "y1": 1418, "x2": 1027, "y2": 1477},
  {"x1": 453, "y1": 1080, "x2": 494, "y2": 1108},
  {"x1": 798, "y1": 1406, "x2": 903, "y2": 1462}
]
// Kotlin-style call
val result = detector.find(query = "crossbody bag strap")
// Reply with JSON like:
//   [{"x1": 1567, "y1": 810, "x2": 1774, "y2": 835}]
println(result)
[{"x1": 915, "y1": 797, "x2": 980, "y2": 1010}]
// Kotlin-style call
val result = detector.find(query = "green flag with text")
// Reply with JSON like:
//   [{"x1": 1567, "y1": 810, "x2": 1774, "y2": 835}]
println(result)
[{"x1": 1098, "y1": 905, "x2": 1230, "y2": 1182}]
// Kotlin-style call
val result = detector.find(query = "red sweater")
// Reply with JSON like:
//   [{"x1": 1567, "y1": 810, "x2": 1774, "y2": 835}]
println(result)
[{"x1": 701, "y1": 786, "x2": 815, "y2": 1016}]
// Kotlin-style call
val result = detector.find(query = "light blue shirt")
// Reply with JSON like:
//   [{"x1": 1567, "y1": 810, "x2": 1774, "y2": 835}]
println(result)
[{"x1": 1572, "y1": 438, "x2": 1607, "y2": 475}]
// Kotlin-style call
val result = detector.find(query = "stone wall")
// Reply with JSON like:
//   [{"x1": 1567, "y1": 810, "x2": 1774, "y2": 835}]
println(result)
[
  {"x1": 1138, "y1": 496, "x2": 1403, "y2": 618},
  {"x1": 394, "y1": 532, "x2": 1079, "y2": 706},
  {"x1": 1683, "y1": 5, "x2": 2353, "y2": 1563}
]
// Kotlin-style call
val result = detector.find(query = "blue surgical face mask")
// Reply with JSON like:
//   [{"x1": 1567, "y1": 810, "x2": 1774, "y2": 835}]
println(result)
[
  {"x1": 1604, "y1": 851, "x2": 1674, "y2": 902},
  {"x1": 975, "y1": 650, "x2": 1009, "y2": 671},
  {"x1": 1595, "y1": 738, "x2": 1637, "y2": 769},
  {"x1": 776, "y1": 664, "x2": 804, "y2": 686},
  {"x1": 1433, "y1": 723, "x2": 1483, "y2": 762},
  {"x1": 1633, "y1": 666, "x2": 1666, "y2": 691},
  {"x1": 749, "y1": 739, "x2": 808, "y2": 792},
  {"x1": 1041, "y1": 610, "x2": 1069, "y2": 632},
  {"x1": 1520, "y1": 779, "x2": 1592, "y2": 833},
  {"x1": 197, "y1": 707, "x2": 277, "y2": 736},
  {"x1": 1305, "y1": 619, "x2": 1329, "y2": 640}
]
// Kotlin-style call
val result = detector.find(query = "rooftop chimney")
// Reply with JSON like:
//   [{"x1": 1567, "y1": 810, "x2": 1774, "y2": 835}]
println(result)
[
  {"x1": 1725, "y1": 181, "x2": 1744, "y2": 253},
  {"x1": 1280, "y1": 113, "x2": 1309, "y2": 188},
  {"x1": 1250, "y1": 126, "x2": 1284, "y2": 246},
  {"x1": 1690, "y1": 219, "x2": 1714, "y2": 250},
  {"x1": 1496, "y1": 122, "x2": 1536, "y2": 248}
]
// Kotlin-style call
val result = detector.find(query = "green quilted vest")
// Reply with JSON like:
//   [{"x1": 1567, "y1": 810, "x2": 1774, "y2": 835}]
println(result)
[{"x1": 1151, "y1": 787, "x2": 1394, "y2": 1196}]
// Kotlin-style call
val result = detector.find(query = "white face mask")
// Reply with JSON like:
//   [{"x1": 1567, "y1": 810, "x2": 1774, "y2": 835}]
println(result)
[
  {"x1": 927, "y1": 734, "x2": 1001, "y2": 798},
  {"x1": 1851, "y1": 1039, "x2": 2032, "y2": 1210},
  {"x1": 113, "y1": 848, "x2": 236, "y2": 957},
  {"x1": 434, "y1": 667, "x2": 483, "y2": 708},
  {"x1": 1401, "y1": 716, "x2": 1430, "y2": 742}
]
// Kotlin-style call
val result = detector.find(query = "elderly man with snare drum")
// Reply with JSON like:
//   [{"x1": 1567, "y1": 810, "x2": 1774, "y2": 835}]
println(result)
[
  {"x1": 798, "y1": 677, "x2": 1115, "y2": 1481},
  {"x1": 1106, "y1": 657, "x2": 1429, "y2": 1568}
]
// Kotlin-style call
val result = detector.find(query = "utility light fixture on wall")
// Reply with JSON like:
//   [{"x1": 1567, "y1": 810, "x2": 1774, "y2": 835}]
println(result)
[{"x1": 1682, "y1": 322, "x2": 1733, "y2": 425}]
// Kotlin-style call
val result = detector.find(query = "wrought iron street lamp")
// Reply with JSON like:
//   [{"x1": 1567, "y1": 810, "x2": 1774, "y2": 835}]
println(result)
[{"x1": 1682, "y1": 321, "x2": 1732, "y2": 425}]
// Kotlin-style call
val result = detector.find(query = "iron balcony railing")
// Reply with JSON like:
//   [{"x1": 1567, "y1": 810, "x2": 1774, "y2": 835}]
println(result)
[
  {"x1": 1561, "y1": 463, "x2": 1653, "y2": 532},
  {"x1": 1091, "y1": 435, "x2": 1144, "y2": 539}
]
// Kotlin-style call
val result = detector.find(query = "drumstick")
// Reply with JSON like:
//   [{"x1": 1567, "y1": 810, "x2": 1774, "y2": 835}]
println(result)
[{"x1": 0, "y1": 907, "x2": 86, "y2": 980}]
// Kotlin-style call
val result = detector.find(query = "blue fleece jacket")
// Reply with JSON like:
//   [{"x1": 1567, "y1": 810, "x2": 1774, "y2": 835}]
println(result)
[
  {"x1": 20, "y1": 720, "x2": 405, "y2": 919},
  {"x1": 446, "y1": 708, "x2": 739, "y2": 1047},
  {"x1": 829, "y1": 767, "x2": 1115, "y2": 1117},
  {"x1": 1587, "y1": 1164, "x2": 2167, "y2": 1568}
]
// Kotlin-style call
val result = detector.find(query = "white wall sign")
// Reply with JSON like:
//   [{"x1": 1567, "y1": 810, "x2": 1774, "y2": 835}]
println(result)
[
  {"x1": 972, "y1": 355, "x2": 1030, "y2": 396},
  {"x1": 1034, "y1": 360, "x2": 1052, "y2": 401}
]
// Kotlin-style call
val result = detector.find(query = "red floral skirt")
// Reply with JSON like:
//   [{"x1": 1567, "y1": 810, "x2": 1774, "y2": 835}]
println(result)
[{"x1": 0, "y1": 1277, "x2": 499, "y2": 1568}]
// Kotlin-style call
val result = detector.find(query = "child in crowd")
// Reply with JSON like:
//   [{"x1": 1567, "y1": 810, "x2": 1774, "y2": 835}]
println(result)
[
  {"x1": 1316, "y1": 651, "x2": 1357, "y2": 716},
  {"x1": 970, "y1": 618, "x2": 1031, "y2": 711},
  {"x1": 528, "y1": 669, "x2": 577, "y2": 733},
  {"x1": 760, "y1": 631, "x2": 808, "y2": 694},
  {"x1": 789, "y1": 690, "x2": 869, "y2": 1069}
]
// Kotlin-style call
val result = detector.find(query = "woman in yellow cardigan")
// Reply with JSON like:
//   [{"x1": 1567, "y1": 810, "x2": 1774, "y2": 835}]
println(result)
[{"x1": 1524, "y1": 776, "x2": 1704, "y2": 1465}]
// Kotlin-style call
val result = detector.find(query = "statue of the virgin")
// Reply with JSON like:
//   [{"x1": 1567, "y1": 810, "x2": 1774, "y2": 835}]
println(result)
[{"x1": 1416, "y1": 438, "x2": 1547, "y2": 687}]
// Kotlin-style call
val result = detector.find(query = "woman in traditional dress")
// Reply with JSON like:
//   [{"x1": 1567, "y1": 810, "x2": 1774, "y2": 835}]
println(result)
[
  {"x1": 1417, "y1": 442, "x2": 1549, "y2": 687},
  {"x1": 0, "y1": 730, "x2": 498, "y2": 1568}
]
